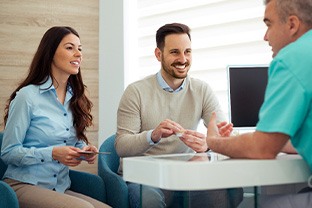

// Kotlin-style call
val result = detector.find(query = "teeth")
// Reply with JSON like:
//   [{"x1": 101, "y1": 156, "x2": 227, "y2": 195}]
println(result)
[
  {"x1": 175, "y1": 65, "x2": 185, "y2": 69},
  {"x1": 70, "y1": 61, "x2": 79, "y2": 65}
]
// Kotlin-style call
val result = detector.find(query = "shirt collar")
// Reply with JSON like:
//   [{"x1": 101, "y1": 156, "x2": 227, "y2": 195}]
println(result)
[
  {"x1": 39, "y1": 76, "x2": 55, "y2": 93},
  {"x1": 156, "y1": 71, "x2": 186, "y2": 93},
  {"x1": 39, "y1": 76, "x2": 73, "y2": 96}
]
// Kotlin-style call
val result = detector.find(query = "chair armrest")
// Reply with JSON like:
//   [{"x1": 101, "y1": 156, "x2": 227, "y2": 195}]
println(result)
[
  {"x1": 69, "y1": 169, "x2": 106, "y2": 203},
  {"x1": 0, "y1": 180, "x2": 19, "y2": 208},
  {"x1": 98, "y1": 159, "x2": 129, "y2": 208}
]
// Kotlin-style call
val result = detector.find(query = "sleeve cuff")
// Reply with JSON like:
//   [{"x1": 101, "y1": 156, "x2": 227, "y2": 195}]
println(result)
[{"x1": 146, "y1": 130, "x2": 159, "y2": 145}]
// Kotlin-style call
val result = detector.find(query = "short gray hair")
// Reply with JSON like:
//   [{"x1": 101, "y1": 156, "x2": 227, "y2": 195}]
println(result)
[{"x1": 264, "y1": 0, "x2": 312, "y2": 27}]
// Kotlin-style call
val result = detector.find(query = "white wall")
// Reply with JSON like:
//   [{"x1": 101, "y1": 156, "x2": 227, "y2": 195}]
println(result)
[{"x1": 98, "y1": 0, "x2": 125, "y2": 145}]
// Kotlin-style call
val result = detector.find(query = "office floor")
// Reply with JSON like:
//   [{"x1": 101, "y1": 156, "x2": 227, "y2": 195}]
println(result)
[{"x1": 237, "y1": 183, "x2": 307, "y2": 208}]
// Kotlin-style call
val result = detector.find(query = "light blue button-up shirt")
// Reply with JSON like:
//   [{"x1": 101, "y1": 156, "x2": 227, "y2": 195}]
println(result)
[
  {"x1": 1, "y1": 77, "x2": 86, "y2": 193},
  {"x1": 156, "y1": 71, "x2": 185, "y2": 93}
]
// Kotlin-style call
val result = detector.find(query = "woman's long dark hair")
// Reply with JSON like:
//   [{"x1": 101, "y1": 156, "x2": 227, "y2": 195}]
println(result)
[{"x1": 4, "y1": 26, "x2": 93, "y2": 144}]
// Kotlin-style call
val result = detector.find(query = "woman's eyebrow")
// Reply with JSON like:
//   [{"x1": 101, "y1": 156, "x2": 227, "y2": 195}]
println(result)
[{"x1": 64, "y1": 42, "x2": 82, "y2": 47}]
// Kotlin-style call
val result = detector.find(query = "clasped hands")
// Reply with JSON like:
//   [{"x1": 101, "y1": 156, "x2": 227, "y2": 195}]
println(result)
[{"x1": 151, "y1": 118, "x2": 233, "y2": 153}]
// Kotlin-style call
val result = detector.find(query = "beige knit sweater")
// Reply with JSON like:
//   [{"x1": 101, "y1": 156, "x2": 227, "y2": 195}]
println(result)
[{"x1": 116, "y1": 74, "x2": 225, "y2": 174}]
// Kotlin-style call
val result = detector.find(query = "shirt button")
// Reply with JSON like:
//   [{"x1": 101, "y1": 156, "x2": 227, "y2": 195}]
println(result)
[
  {"x1": 54, "y1": 174, "x2": 57, "y2": 177},
  {"x1": 64, "y1": 140, "x2": 66, "y2": 143},
  {"x1": 41, "y1": 159, "x2": 44, "y2": 162},
  {"x1": 53, "y1": 188, "x2": 56, "y2": 191},
  {"x1": 64, "y1": 113, "x2": 67, "y2": 116},
  {"x1": 66, "y1": 128, "x2": 69, "y2": 131}
]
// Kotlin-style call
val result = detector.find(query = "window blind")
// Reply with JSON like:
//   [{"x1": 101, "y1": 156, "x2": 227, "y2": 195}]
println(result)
[{"x1": 124, "y1": 0, "x2": 272, "y2": 132}]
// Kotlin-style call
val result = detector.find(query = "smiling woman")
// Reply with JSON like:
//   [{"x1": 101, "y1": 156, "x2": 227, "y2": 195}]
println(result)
[
  {"x1": 52, "y1": 35, "x2": 82, "y2": 78},
  {"x1": 0, "y1": 1, "x2": 99, "y2": 159},
  {"x1": 1, "y1": 26, "x2": 110, "y2": 208},
  {"x1": 51, "y1": 33, "x2": 83, "y2": 104}
]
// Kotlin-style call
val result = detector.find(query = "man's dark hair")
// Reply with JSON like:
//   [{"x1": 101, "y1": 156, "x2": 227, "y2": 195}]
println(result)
[{"x1": 156, "y1": 23, "x2": 191, "y2": 50}]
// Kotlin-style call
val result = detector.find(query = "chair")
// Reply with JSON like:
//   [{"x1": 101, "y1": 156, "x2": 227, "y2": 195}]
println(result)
[
  {"x1": 0, "y1": 131, "x2": 106, "y2": 207},
  {"x1": 98, "y1": 134, "x2": 129, "y2": 208},
  {"x1": 0, "y1": 179, "x2": 18, "y2": 208},
  {"x1": 68, "y1": 169, "x2": 106, "y2": 203}
]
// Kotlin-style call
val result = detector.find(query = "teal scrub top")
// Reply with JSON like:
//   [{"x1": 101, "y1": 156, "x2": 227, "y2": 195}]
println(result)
[{"x1": 256, "y1": 30, "x2": 312, "y2": 170}]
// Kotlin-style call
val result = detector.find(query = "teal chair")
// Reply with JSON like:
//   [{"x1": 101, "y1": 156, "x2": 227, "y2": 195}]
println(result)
[
  {"x1": 0, "y1": 131, "x2": 107, "y2": 207},
  {"x1": 98, "y1": 134, "x2": 129, "y2": 208},
  {"x1": 0, "y1": 180, "x2": 18, "y2": 208}
]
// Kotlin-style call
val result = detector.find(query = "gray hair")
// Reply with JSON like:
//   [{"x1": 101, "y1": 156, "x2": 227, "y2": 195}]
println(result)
[{"x1": 264, "y1": 0, "x2": 312, "y2": 27}]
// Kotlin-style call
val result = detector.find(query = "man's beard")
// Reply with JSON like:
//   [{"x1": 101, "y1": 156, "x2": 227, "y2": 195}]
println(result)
[{"x1": 161, "y1": 61, "x2": 189, "y2": 79}]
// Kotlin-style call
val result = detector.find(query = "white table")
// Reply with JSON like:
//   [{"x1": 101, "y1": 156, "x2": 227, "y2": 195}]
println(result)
[{"x1": 123, "y1": 152, "x2": 311, "y2": 191}]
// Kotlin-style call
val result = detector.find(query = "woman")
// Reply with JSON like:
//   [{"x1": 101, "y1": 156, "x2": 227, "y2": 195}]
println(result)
[{"x1": 1, "y1": 26, "x2": 110, "y2": 208}]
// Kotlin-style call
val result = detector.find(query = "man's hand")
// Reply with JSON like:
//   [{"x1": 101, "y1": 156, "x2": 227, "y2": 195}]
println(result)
[
  {"x1": 179, "y1": 130, "x2": 207, "y2": 153},
  {"x1": 207, "y1": 112, "x2": 220, "y2": 138},
  {"x1": 151, "y1": 119, "x2": 184, "y2": 143},
  {"x1": 217, "y1": 121, "x2": 233, "y2": 137}
]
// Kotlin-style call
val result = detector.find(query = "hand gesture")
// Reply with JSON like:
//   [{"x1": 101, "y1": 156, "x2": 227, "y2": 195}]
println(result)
[
  {"x1": 217, "y1": 121, "x2": 233, "y2": 137},
  {"x1": 207, "y1": 112, "x2": 220, "y2": 138},
  {"x1": 179, "y1": 130, "x2": 208, "y2": 153},
  {"x1": 151, "y1": 119, "x2": 184, "y2": 143}
]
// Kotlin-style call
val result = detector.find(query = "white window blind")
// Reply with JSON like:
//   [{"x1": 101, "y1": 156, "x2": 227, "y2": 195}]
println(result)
[{"x1": 124, "y1": 0, "x2": 272, "y2": 132}]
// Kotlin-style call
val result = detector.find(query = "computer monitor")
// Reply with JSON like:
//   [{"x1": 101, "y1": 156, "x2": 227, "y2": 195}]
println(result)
[{"x1": 227, "y1": 65, "x2": 268, "y2": 130}]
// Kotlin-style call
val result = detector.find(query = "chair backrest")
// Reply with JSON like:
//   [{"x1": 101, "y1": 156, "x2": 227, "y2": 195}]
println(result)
[
  {"x1": 98, "y1": 134, "x2": 129, "y2": 208},
  {"x1": 99, "y1": 134, "x2": 120, "y2": 173},
  {"x1": 0, "y1": 132, "x2": 8, "y2": 179}
]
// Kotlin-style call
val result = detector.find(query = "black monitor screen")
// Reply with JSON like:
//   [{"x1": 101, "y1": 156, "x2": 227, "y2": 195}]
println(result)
[{"x1": 227, "y1": 66, "x2": 268, "y2": 129}]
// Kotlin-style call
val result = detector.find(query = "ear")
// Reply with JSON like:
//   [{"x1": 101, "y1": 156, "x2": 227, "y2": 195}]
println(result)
[
  {"x1": 288, "y1": 15, "x2": 300, "y2": 36},
  {"x1": 154, "y1": 47, "x2": 162, "y2": 62}
]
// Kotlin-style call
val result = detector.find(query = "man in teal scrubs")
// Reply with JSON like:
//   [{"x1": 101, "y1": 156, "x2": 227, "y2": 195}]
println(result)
[{"x1": 201, "y1": 0, "x2": 312, "y2": 207}]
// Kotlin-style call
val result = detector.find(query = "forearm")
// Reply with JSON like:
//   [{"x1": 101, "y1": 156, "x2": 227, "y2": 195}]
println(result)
[
  {"x1": 115, "y1": 131, "x2": 152, "y2": 157},
  {"x1": 1, "y1": 146, "x2": 54, "y2": 166},
  {"x1": 207, "y1": 133, "x2": 256, "y2": 159},
  {"x1": 207, "y1": 132, "x2": 283, "y2": 159}
]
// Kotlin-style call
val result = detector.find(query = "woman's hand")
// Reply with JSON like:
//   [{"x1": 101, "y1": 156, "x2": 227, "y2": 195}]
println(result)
[
  {"x1": 52, "y1": 146, "x2": 82, "y2": 167},
  {"x1": 80, "y1": 145, "x2": 98, "y2": 164},
  {"x1": 52, "y1": 145, "x2": 99, "y2": 166}
]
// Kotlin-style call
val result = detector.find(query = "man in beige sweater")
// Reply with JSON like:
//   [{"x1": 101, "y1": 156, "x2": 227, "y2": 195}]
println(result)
[{"x1": 116, "y1": 23, "x2": 243, "y2": 208}]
